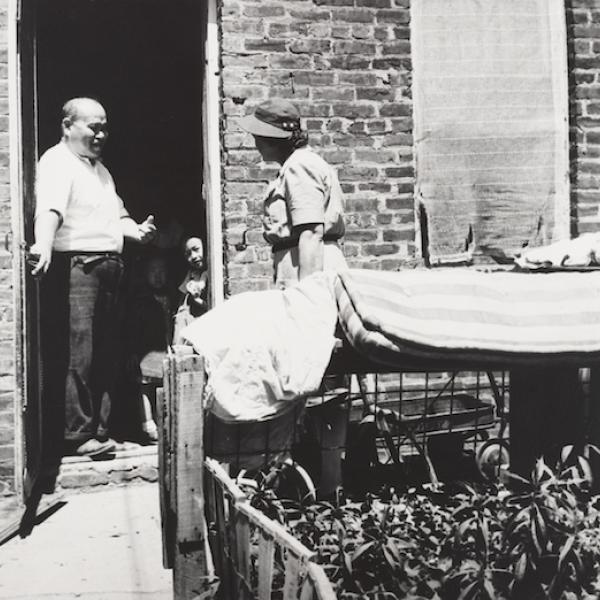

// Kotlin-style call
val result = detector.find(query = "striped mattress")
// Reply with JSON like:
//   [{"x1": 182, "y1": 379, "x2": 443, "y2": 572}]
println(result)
[{"x1": 334, "y1": 268, "x2": 600, "y2": 368}]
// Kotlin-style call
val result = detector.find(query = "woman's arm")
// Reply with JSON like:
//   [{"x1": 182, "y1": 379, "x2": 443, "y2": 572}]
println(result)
[{"x1": 296, "y1": 223, "x2": 324, "y2": 280}]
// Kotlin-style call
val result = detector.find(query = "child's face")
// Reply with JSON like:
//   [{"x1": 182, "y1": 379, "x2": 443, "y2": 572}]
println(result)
[
  {"x1": 145, "y1": 258, "x2": 168, "y2": 291},
  {"x1": 185, "y1": 238, "x2": 204, "y2": 270}
]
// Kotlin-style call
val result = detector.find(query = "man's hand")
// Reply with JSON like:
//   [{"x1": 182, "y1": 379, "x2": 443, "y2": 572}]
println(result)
[
  {"x1": 137, "y1": 215, "x2": 156, "y2": 244},
  {"x1": 121, "y1": 215, "x2": 157, "y2": 244},
  {"x1": 29, "y1": 242, "x2": 52, "y2": 277},
  {"x1": 30, "y1": 210, "x2": 60, "y2": 276}
]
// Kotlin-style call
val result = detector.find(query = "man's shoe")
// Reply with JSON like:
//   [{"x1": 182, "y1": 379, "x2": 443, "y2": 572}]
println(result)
[{"x1": 75, "y1": 438, "x2": 116, "y2": 457}]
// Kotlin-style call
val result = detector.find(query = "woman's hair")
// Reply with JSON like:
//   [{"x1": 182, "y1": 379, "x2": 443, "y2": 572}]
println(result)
[
  {"x1": 290, "y1": 128, "x2": 309, "y2": 149},
  {"x1": 265, "y1": 129, "x2": 308, "y2": 153}
]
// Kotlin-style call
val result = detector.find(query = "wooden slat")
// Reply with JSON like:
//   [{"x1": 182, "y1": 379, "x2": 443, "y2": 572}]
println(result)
[
  {"x1": 283, "y1": 552, "x2": 304, "y2": 600},
  {"x1": 166, "y1": 350, "x2": 178, "y2": 519},
  {"x1": 156, "y1": 386, "x2": 169, "y2": 569},
  {"x1": 239, "y1": 503, "x2": 314, "y2": 559},
  {"x1": 306, "y1": 563, "x2": 338, "y2": 600},
  {"x1": 213, "y1": 479, "x2": 231, "y2": 600},
  {"x1": 235, "y1": 510, "x2": 251, "y2": 595},
  {"x1": 204, "y1": 454, "x2": 337, "y2": 600},
  {"x1": 175, "y1": 353, "x2": 205, "y2": 542},
  {"x1": 257, "y1": 531, "x2": 275, "y2": 600},
  {"x1": 167, "y1": 348, "x2": 214, "y2": 599}
]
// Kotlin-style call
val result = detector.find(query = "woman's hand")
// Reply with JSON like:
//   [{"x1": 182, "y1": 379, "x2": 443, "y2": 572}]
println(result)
[{"x1": 296, "y1": 223, "x2": 324, "y2": 280}]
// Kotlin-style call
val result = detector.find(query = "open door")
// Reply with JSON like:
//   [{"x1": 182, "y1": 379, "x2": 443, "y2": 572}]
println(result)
[{"x1": 18, "y1": 0, "x2": 45, "y2": 501}]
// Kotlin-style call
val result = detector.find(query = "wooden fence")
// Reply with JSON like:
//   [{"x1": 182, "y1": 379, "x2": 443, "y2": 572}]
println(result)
[{"x1": 159, "y1": 346, "x2": 336, "y2": 599}]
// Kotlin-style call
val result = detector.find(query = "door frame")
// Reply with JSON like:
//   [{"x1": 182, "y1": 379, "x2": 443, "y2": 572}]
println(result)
[
  {"x1": 8, "y1": 0, "x2": 224, "y2": 499},
  {"x1": 203, "y1": 0, "x2": 224, "y2": 307},
  {"x1": 9, "y1": 0, "x2": 29, "y2": 502}
]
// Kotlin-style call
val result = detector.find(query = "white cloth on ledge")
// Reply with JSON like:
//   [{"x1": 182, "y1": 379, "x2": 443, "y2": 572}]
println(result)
[
  {"x1": 180, "y1": 271, "x2": 339, "y2": 422},
  {"x1": 515, "y1": 233, "x2": 600, "y2": 268}
]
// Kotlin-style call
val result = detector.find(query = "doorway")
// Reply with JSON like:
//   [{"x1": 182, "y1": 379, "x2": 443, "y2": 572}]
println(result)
[
  {"x1": 36, "y1": 0, "x2": 206, "y2": 232},
  {"x1": 27, "y1": 0, "x2": 207, "y2": 446}
]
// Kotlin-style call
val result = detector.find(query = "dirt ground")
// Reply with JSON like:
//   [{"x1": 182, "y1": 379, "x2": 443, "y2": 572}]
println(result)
[{"x1": 0, "y1": 483, "x2": 171, "y2": 599}]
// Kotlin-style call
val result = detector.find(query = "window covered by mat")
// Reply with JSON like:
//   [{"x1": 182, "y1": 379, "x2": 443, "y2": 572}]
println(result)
[{"x1": 412, "y1": 0, "x2": 569, "y2": 264}]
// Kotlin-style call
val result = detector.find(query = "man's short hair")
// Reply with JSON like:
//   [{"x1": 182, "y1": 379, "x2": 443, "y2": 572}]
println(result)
[{"x1": 62, "y1": 97, "x2": 104, "y2": 122}]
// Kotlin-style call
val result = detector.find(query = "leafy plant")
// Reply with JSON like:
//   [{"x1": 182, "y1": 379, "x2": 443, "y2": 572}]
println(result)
[{"x1": 241, "y1": 446, "x2": 600, "y2": 599}]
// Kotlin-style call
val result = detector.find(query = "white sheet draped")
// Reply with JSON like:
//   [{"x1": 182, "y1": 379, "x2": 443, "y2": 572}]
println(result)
[{"x1": 181, "y1": 271, "x2": 339, "y2": 422}]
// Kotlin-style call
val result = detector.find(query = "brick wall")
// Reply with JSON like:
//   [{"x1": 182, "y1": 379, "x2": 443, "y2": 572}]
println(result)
[
  {"x1": 567, "y1": 0, "x2": 600, "y2": 235},
  {"x1": 220, "y1": 0, "x2": 599, "y2": 295},
  {"x1": 221, "y1": 0, "x2": 416, "y2": 295},
  {"x1": 0, "y1": 0, "x2": 15, "y2": 496}
]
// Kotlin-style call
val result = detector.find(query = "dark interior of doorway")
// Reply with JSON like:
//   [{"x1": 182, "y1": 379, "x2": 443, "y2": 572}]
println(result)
[{"x1": 35, "y1": 0, "x2": 207, "y2": 442}]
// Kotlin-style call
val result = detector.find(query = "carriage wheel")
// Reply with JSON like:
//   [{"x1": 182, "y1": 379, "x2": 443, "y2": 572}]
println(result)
[
  {"x1": 237, "y1": 459, "x2": 317, "y2": 504},
  {"x1": 476, "y1": 439, "x2": 510, "y2": 481}
]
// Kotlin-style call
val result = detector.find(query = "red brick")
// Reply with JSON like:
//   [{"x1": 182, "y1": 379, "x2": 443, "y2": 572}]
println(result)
[
  {"x1": 329, "y1": 55, "x2": 372, "y2": 70},
  {"x1": 373, "y1": 57, "x2": 412, "y2": 70},
  {"x1": 572, "y1": 9, "x2": 591, "y2": 24},
  {"x1": 345, "y1": 198, "x2": 380, "y2": 211},
  {"x1": 344, "y1": 229, "x2": 379, "y2": 241},
  {"x1": 289, "y1": 9, "x2": 331, "y2": 21},
  {"x1": 381, "y1": 41, "x2": 411, "y2": 55},
  {"x1": 380, "y1": 102, "x2": 412, "y2": 117},
  {"x1": 245, "y1": 38, "x2": 287, "y2": 52},
  {"x1": 333, "y1": 40, "x2": 377, "y2": 54},
  {"x1": 358, "y1": 182, "x2": 392, "y2": 192},
  {"x1": 383, "y1": 229, "x2": 413, "y2": 242},
  {"x1": 386, "y1": 197, "x2": 414, "y2": 210},
  {"x1": 357, "y1": 0, "x2": 391, "y2": 7},
  {"x1": 290, "y1": 39, "x2": 331, "y2": 53},
  {"x1": 312, "y1": 87, "x2": 355, "y2": 101},
  {"x1": 294, "y1": 71, "x2": 336, "y2": 85},
  {"x1": 268, "y1": 54, "x2": 312, "y2": 69},
  {"x1": 355, "y1": 149, "x2": 397, "y2": 162},
  {"x1": 331, "y1": 8, "x2": 375, "y2": 23},
  {"x1": 574, "y1": 71, "x2": 596, "y2": 85},
  {"x1": 362, "y1": 243, "x2": 400, "y2": 255},
  {"x1": 385, "y1": 166, "x2": 414, "y2": 178},
  {"x1": 326, "y1": 102, "x2": 374, "y2": 119},
  {"x1": 572, "y1": 24, "x2": 600, "y2": 38},
  {"x1": 357, "y1": 87, "x2": 394, "y2": 101},
  {"x1": 243, "y1": 4, "x2": 285, "y2": 17},
  {"x1": 314, "y1": 0, "x2": 353, "y2": 5},
  {"x1": 340, "y1": 166, "x2": 379, "y2": 179},
  {"x1": 576, "y1": 86, "x2": 600, "y2": 99},
  {"x1": 376, "y1": 9, "x2": 410, "y2": 24},
  {"x1": 338, "y1": 72, "x2": 379, "y2": 86}
]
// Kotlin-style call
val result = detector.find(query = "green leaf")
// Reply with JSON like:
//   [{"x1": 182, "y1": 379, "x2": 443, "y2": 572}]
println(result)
[
  {"x1": 515, "y1": 552, "x2": 527, "y2": 581},
  {"x1": 457, "y1": 578, "x2": 479, "y2": 600},
  {"x1": 382, "y1": 544, "x2": 399, "y2": 570},
  {"x1": 352, "y1": 540, "x2": 375, "y2": 563},
  {"x1": 529, "y1": 518, "x2": 542, "y2": 557},
  {"x1": 483, "y1": 578, "x2": 495, "y2": 599}
]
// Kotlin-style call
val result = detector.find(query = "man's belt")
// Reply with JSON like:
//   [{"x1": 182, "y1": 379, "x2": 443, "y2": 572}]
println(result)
[
  {"x1": 55, "y1": 250, "x2": 121, "y2": 257},
  {"x1": 54, "y1": 250, "x2": 123, "y2": 270},
  {"x1": 272, "y1": 234, "x2": 341, "y2": 253}
]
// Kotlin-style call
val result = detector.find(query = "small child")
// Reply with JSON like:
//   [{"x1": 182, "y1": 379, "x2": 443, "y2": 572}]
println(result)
[{"x1": 173, "y1": 236, "x2": 209, "y2": 343}]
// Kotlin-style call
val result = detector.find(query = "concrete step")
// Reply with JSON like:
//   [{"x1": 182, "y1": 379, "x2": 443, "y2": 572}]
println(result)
[{"x1": 57, "y1": 442, "x2": 158, "y2": 492}]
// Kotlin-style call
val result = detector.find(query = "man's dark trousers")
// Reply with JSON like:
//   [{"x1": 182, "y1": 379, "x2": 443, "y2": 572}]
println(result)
[{"x1": 40, "y1": 252, "x2": 124, "y2": 457}]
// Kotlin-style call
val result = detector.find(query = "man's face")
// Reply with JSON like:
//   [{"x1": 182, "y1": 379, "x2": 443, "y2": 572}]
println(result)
[{"x1": 63, "y1": 103, "x2": 108, "y2": 160}]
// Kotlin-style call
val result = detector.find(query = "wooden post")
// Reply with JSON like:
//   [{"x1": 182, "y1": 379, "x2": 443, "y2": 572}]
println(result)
[
  {"x1": 510, "y1": 367, "x2": 584, "y2": 478},
  {"x1": 160, "y1": 347, "x2": 218, "y2": 599}
]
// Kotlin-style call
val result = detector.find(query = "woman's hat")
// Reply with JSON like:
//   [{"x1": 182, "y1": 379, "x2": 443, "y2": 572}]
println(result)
[{"x1": 239, "y1": 99, "x2": 301, "y2": 139}]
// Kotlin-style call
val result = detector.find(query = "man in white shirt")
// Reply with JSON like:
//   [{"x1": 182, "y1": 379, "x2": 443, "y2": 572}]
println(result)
[{"x1": 31, "y1": 97, "x2": 156, "y2": 458}]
